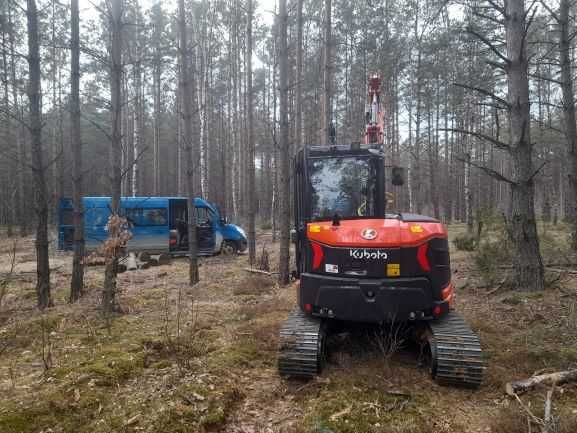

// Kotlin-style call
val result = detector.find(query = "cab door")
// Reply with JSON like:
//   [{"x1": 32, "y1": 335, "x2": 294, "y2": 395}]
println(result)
[{"x1": 195, "y1": 206, "x2": 215, "y2": 255}]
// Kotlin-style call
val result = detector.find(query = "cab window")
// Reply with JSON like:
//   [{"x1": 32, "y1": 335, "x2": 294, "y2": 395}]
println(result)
[{"x1": 195, "y1": 207, "x2": 213, "y2": 226}]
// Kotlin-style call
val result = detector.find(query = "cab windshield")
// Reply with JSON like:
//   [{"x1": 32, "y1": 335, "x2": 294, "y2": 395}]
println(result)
[{"x1": 308, "y1": 156, "x2": 379, "y2": 220}]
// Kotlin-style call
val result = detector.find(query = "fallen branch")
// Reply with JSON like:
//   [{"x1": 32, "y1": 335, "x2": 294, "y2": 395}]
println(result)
[
  {"x1": 547, "y1": 268, "x2": 577, "y2": 275},
  {"x1": 243, "y1": 268, "x2": 278, "y2": 276},
  {"x1": 506, "y1": 369, "x2": 577, "y2": 395}
]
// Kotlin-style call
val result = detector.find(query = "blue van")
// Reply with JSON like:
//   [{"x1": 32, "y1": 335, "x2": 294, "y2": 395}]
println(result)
[{"x1": 58, "y1": 197, "x2": 247, "y2": 256}]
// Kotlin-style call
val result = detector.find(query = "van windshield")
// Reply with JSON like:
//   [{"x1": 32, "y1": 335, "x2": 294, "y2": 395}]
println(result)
[{"x1": 308, "y1": 156, "x2": 379, "y2": 220}]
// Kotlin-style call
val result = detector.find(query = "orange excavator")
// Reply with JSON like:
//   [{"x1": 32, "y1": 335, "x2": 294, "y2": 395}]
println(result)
[{"x1": 277, "y1": 73, "x2": 484, "y2": 387}]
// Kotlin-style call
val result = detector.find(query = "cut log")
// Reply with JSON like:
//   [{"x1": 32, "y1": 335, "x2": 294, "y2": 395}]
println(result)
[
  {"x1": 505, "y1": 369, "x2": 577, "y2": 395},
  {"x1": 126, "y1": 253, "x2": 138, "y2": 271},
  {"x1": 138, "y1": 252, "x2": 151, "y2": 262},
  {"x1": 157, "y1": 253, "x2": 171, "y2": 266}
]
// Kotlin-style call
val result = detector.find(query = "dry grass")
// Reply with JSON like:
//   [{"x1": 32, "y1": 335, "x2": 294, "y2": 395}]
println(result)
[{"x1": 0, "y1": 227, "x2": 577, "y2": 433}]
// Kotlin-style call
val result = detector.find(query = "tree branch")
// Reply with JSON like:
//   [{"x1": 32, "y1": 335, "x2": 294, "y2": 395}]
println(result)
[
  {"x1": 527, "y1": 160, "x2": 548, "y2": 183},
  {"x1": 456, "y1": 156, "x2": 517, "y2": 185},
  {"x1": 467, "y1": 27, "x2": 511, "y2": 65},
  {"x1": 539, "y1": 0, "x2": 560, "y2": 22},
  {"x1": 529, "y1": 73, "x2": 563, "y2": 85},
  {"x1": 453, "y1": 82, "x2": 511, "y2": 109},
  {"x1": 440, "y1": 128, "x2": 511, "y2": 152}
]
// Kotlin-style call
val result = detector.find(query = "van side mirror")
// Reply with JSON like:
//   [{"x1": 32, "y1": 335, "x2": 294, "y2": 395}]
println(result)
[
  {"x1": 391, "y1": 166, "x2": 405, "y2": 186},
  {"x1": 220, "y1": 217, "x2": 228, "y2": 225}
]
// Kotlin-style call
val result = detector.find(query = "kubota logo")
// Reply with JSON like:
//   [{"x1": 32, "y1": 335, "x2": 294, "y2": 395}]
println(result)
[
  {"x1": 349, "y1": 249, "x2": 388, "y2": 260},
  {"x1": 361, "y1": 228, "x2": 378, "y2": 240}
]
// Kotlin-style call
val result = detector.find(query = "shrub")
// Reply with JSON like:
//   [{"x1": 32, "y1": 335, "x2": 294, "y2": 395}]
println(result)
[{"x1": 453, "y1": 233, "x2": 477, "y2": 251}]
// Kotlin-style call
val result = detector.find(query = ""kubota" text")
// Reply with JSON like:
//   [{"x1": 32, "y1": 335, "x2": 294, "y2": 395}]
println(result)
[{"x1": 349, "y1": 249, "x2": 388, "y2": 260}]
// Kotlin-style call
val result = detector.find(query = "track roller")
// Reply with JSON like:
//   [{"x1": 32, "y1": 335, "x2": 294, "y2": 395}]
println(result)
[
  {"x1": 428, "y1": 311, "x2": 485, "y2": 388},
  {"x1": 278, "y1": 308, "x2": 327, "y2": 378}
]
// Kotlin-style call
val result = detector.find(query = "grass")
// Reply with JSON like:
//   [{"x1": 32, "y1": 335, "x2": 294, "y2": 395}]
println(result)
[
  {"x1": 2, "y1": 227, "x2": 577, "y2": 432},
  {"x1": 299, "y1": 379, "x2": 433, "y2": 433}
]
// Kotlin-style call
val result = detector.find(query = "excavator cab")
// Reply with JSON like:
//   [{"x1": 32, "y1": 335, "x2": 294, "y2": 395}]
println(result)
[{"x1": 293, "y1": 144, "x2": 452, "y2": 323}]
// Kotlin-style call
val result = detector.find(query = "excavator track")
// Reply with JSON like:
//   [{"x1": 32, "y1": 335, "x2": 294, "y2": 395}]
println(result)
[
  {"x1": 278, "y1": 308, "x2": 326, "y2": 378},
  {"x1": 428, "y1": 311, "x2": 485, "y2": 388}
]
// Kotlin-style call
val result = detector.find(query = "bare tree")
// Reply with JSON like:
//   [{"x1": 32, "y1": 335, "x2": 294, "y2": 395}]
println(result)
[
  {"x1": 246, "y1": 0, "x2": 256, "y2": 266},
  {"x1": 69, "y1": 0, "x2": 84, "y2": 302},
  {"x1": 278, "y1": 0, "x2": 290, "y2": 285},
  {"x1": 103, "y1": 0, "x2": 124, "y2": 312},
  {"x1": 178, "y1": 0, "x2": 199, "y2": 286},
  {"x1": 553, "y1": 0, "x2": 577, "y2": 248},
  {"x1": 27, "y1": 0, "x2": 52, "y2": 309},
  {"x1": 295, "y1": 0, "x2": 304, "y2": 150},
  {"x1": 320, "y1": 0, "x2": 331, "y2": 145}
]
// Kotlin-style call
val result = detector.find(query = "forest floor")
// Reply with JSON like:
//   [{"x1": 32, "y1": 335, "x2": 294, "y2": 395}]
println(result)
[{"x1": 1, "y1": 225, "x2": 577, "y2": 433}]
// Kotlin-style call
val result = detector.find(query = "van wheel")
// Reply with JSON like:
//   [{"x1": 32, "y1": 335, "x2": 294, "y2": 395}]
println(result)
[{"x1": 221, "y1": 240, "x2": 238, "y2": 256}]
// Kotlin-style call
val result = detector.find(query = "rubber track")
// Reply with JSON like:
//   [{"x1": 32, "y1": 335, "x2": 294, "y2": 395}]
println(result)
[
  {"x1": 278, "y1": 308, "x2": 325, "y2": 378},
  {"x1": 429, "y1": 311, "x2": 485, "y2": 388}
]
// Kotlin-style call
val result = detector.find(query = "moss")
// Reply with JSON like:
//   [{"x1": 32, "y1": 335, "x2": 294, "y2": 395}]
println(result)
[
  {"x1": 208, "y1": 339, "x2": 266, "y2": 370},
  {"x1": 0, "y1": 388, "x2": 104, "y2": 433},
  {"x1": 80, "y1": 350, "x2": 143, "y2": 385},
  {"x1": 152, "y1": 385, "x2": 243, "y2": 433},
  {"x1": 50, "y1": 348, "x2": 143, "y2": 386},
  {"x1": 300, "y1": 385, "x2": 431, "y2": 433},
  {"x1": 152, "y1": 405, "x2": 200, "y2": 433}
]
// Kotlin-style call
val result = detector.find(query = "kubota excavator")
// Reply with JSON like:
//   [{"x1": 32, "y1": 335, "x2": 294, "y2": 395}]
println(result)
[{"x1": 277, "y1": 73, "x2": 485, "y2": 387}]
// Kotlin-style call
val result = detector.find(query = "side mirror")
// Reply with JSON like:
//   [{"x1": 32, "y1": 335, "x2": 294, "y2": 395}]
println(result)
[
  {"x1": 220, "y1": 217, "x2": 228, "y2": 225},
  {"x1": 391, "y1": 166, "x2": 405, "y2": 186}
]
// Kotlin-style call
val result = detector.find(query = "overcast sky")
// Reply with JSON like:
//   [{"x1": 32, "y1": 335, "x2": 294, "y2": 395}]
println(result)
[{"x1": 77, "y1": 0, "x2": 278, "y2": 25}]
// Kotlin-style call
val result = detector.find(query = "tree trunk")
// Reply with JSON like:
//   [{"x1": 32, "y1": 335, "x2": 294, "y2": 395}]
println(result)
[
  {"x1": 9, "y1": 7, "x2": 26, "y2": 237},
  {"x1": 103, "y1": 0, "x2": 124, "y2": 312},
  {"x1": 69, "y1": 0, "x2": 84, "y2": 302},
  {"x1": 1, "y1": 9, "x2": 15, "y2": 237},
  {"x1": 27, "y1": 0, "x2": 52, "y2": 309},
  {"x1": 295, "y1": 0, "x2": 303, "y2": 149},
  {"x1": 178, "y1": 0, "x2": 199, "y2": 286},
  {"x1": 557, "y1": 0, "x2": 577, "y2": 249},
  {"x1": 153, "y1": 55, "x2": 161, "y2": 195},
  {"x1": 320, "y1": 0, "x2": 331, "y2": 145},
  {"x1": 246, "y1": 0, "x2": 256, "y2": 265},
  {"x1": 278, "y1": 0, "x2": 290, "y2": 285},
  {"x1": 504, "y1": 0, "x2": 544, "y2": 291}
]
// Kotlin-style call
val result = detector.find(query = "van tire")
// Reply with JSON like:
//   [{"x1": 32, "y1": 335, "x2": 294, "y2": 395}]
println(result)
[{"x1": 221, "y1": 240, "x2": 238, "y2": 256}]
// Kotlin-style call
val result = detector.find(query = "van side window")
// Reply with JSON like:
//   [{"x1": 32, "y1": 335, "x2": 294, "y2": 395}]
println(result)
[{"x1": 124, "y1": 208, "x2": 168, "y2": 226}]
